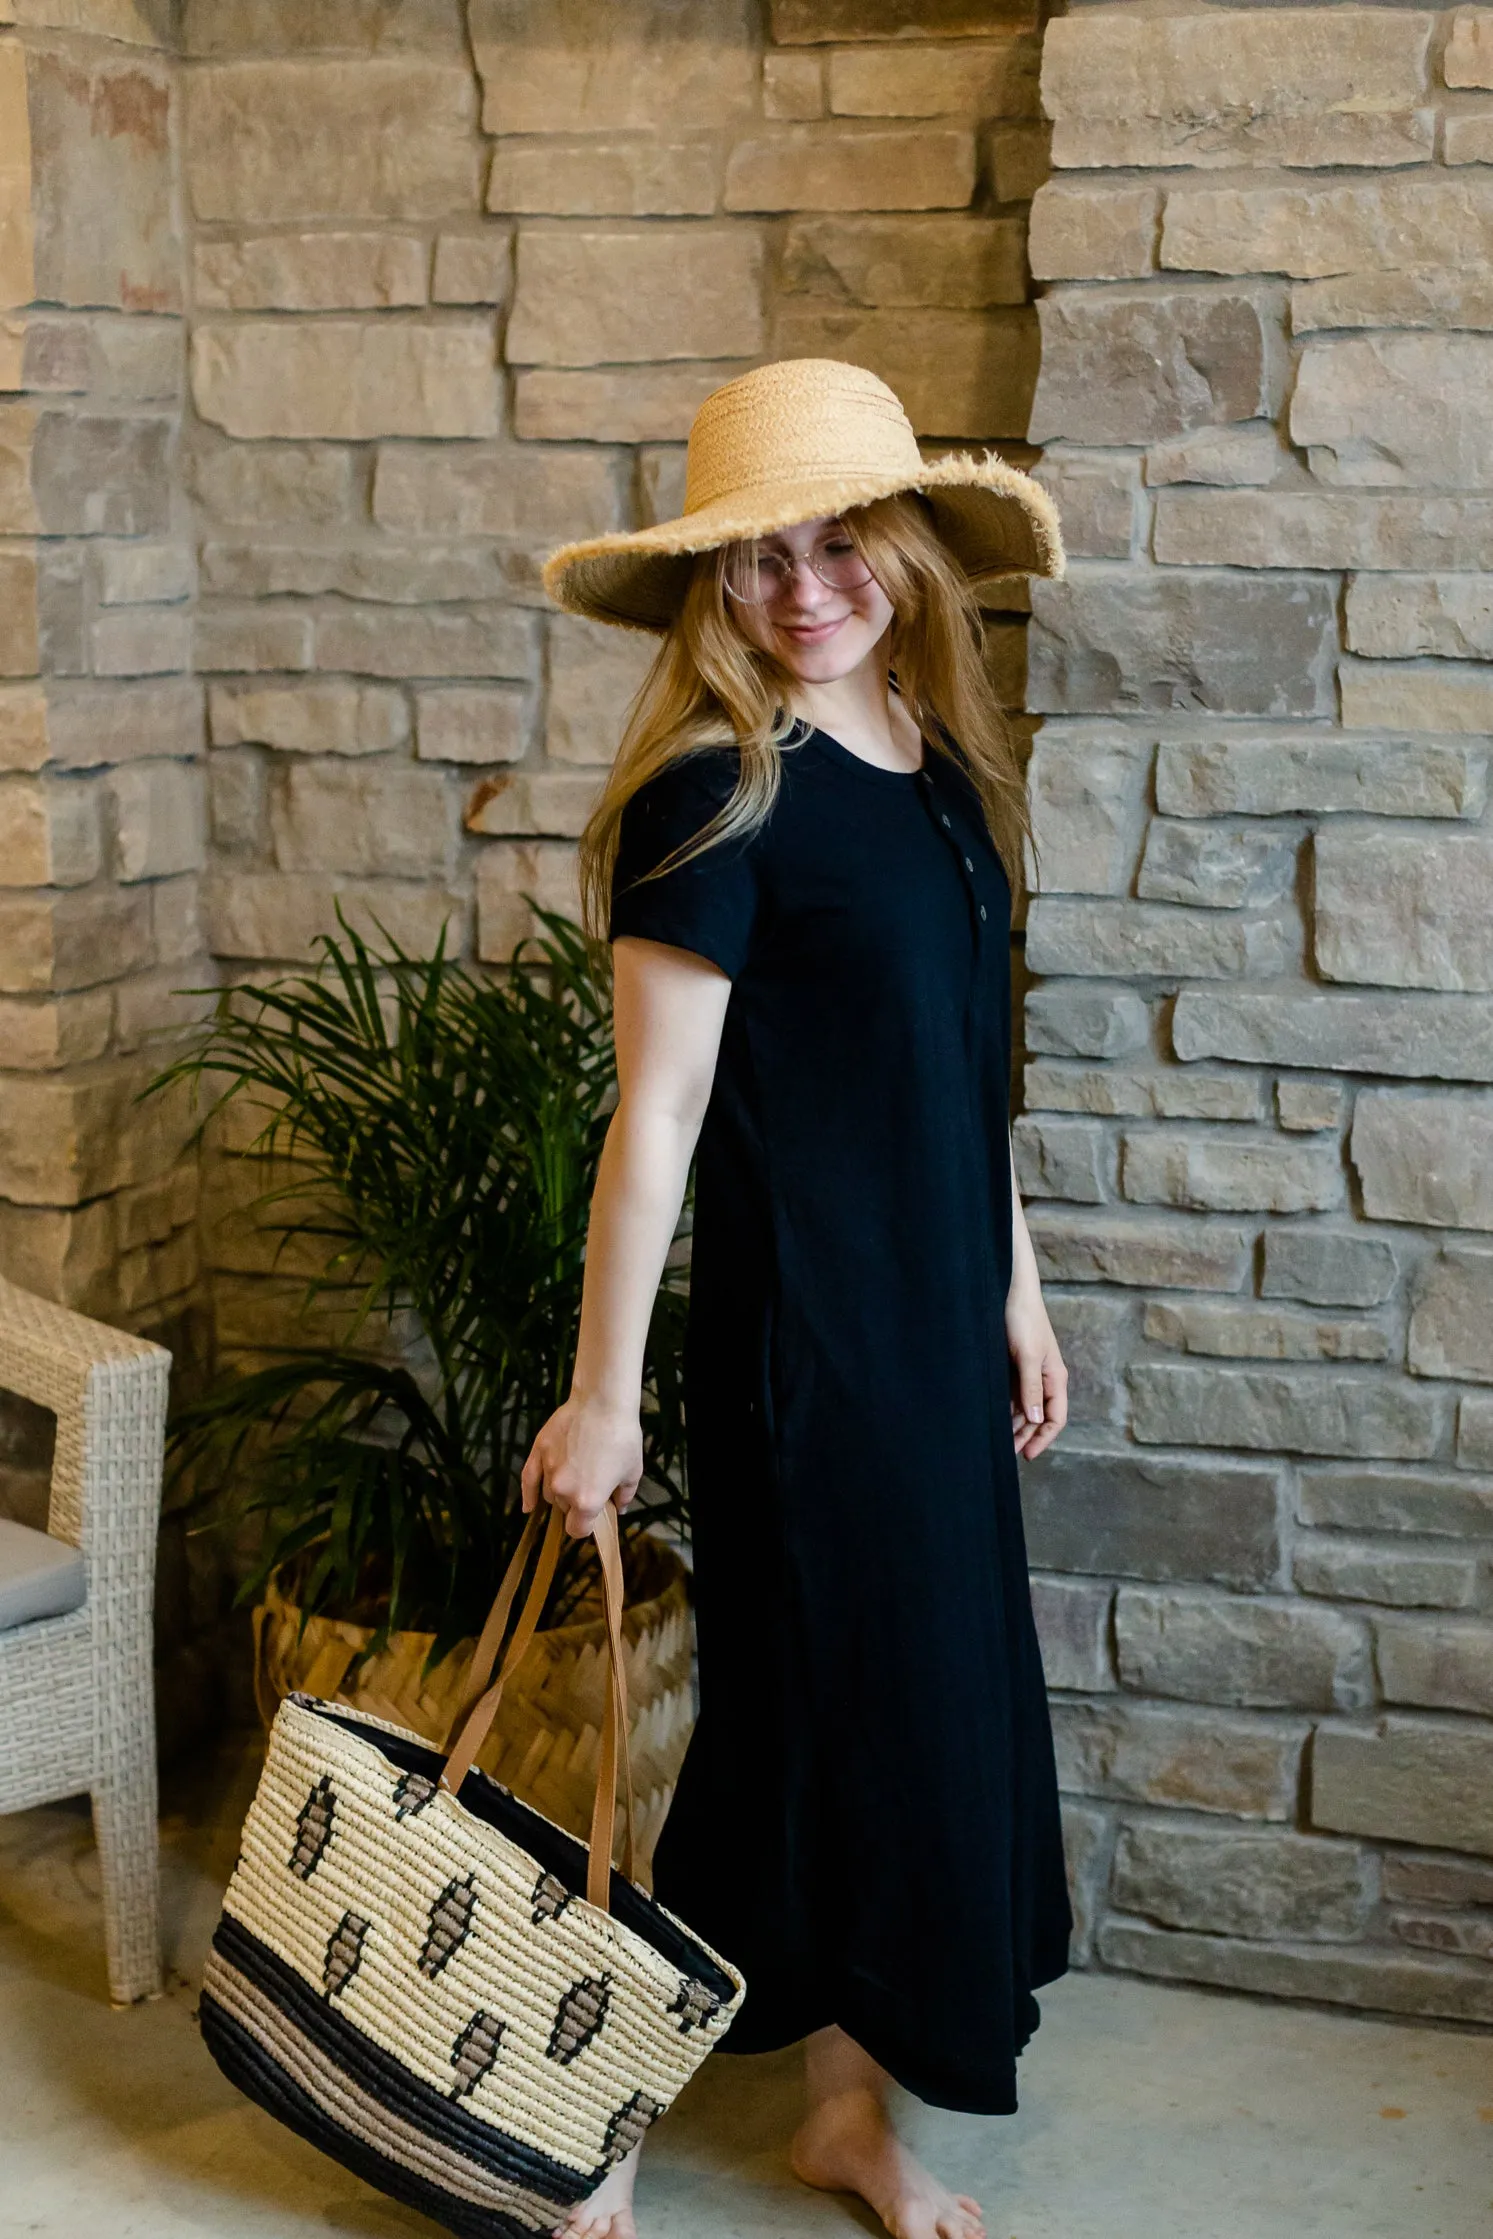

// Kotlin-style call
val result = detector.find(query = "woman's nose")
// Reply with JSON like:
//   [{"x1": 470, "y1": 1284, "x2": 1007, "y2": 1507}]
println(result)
[{"x1": 781, "y1": 555, "x2": 834, "y2": 610}]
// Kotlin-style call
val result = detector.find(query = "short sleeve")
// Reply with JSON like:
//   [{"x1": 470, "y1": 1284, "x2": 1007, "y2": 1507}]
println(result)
[{"x1": 607, "y1": 748, "x2": 760, "y2": 979}]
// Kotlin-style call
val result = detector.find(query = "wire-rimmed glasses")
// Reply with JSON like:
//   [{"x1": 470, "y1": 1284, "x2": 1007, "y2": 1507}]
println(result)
[{"x1": 721, "y1": 523, "x2": 876, "y2": 607}]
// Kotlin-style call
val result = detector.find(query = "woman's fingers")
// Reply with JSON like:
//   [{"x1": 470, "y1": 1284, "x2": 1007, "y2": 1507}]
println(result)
[
  {"x1": 519, "y1": 1445, "x2": 543, "y2": 1514},
  {"x1": 1016, "y1": 1346, "x2": 1045, "y2": 1427}
]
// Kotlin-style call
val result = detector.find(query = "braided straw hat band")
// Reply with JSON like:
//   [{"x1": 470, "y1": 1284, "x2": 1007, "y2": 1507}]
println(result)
[{"x1": 541, "y1": 358, "x2": 1066, "y2": 634}]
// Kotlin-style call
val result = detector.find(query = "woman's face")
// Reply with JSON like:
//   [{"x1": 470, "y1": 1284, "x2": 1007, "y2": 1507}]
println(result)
[{"x1": 722, "y1": 515, "x2": 895, "y2": 685}]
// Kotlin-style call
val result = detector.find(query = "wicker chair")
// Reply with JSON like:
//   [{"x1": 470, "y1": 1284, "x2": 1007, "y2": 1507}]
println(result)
[{"x1": 0, "y1": 1274, "x2": 170, "y2": 2003}]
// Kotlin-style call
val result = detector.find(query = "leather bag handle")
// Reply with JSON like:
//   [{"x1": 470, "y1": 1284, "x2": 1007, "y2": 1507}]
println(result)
[{"x1": 439, "y1": 1498, "x2": 637, "y2": 1913}]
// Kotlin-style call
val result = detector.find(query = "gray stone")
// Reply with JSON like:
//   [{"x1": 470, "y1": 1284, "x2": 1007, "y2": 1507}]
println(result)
[
  {"x1": 1410, "y1": 1246, "x2": 1493, "y2": 1383},
  {"x1": 1029, "y1": 1210, "x2": 1252, "y2": 1293},
  {"x1": 270, "y1": 761, "x2": 457, "y2": 879},
  {"x1": 1030, "y1": 1575, "x2": 1114, "y2": 1694},
  {"x1": 1299, "y1": 1466, "x2": 1493, "y2": 1539},
  {"x1": 1293, "y1": 335, "x2": 1493, "y2": 489},
  {"x1": 1061, "y1": 111, "x2": 1433, "y2": 174},
  {"x1": 201, "y1": 541, "x2": 514, "y2": 607},
  {"x1": 314, "y1": 605, "x2": 535, "y2": 682},
  {"x1": 35, "y1": 681, "x2": 204, "y2": 771},
  {"x1": 1024, "y1": 983, "x2": 1150, "y2": 1060},
  {"x1": 1053, "y1": 1699, "x2": 1305, "y2": 1821},
  {"x1": 1030, "y1": 451, "x2": 1137, "y2": 561},
  {"x1": 1111, "y1": 1821, "x2": 1375, "y2": 1941},
  {"x1": 209, "y1": 681, "x2": 408, "y2": 757},
  {"x1": 191, "y1": 318, "x2": 499, "y2": 442},
  {"x1": 1166, "y1": 752, "x2": 1335, "y2": 869},
  {"x1": 1292, "y1": 267, "x2": 1493, "y2": 335},
  {"x1": 1026, "y1": 899, "x2": 1286, "y2": 982},
  {"x1": 1145, "y1": 423, "x2": 1295, "y2": 489},
  {"x1": 1317, "y1": 830, "x2": 1493, "y2": 995},
  {"x1": 1029, "y1": 288, "x2": 1281, "y2": 446},
  {"x1": 1352, "y1": 1089, "x2": 1493, "y2": 1230},
  {"x1": 1346, "y1": 573, "x2": 1493, "y2": 660},
  {"x1": 1025, "y1": 1062, "x2": 1265, "y2": 1124},
  {"x1": 1011, "y1": 1115, "x2": 1106, "y2": 1204},
  {"x1": 1143, "y1": 1300, "x2": 1387, "y2": 1365},
  {"x1": 1060, "y1": 1798, "x2": 1111, "y2": 1966},
  {"x1": 1276, "y1": 1079, "x2": 1344, "y2": 1133},
  {"x1": 1028, "y1": 183, "x2": 1158, "y2": 282},
  {"x1": 473, "y1": 0, "x2": 756, "y2": 133},
  {"x1": 1162, "y1": 176, "x2": 1493, "y2": 282},
  {"x1": 186, "y1": 432, "x2": 356, "y2": 530},
  {"x1": 1313, "y1": 1717, "x2": 1493, "y2": 1855},
  {"x1": 1020, "y1": 1448, "x2": 1282, "y2": 1590},
  {"x1": 1114, "y1": 1587, "x2": 1370, "y2": 1714},
  {"x1": 1121, "y1": 1131, "x2": 1343, "y2": 1215},
  {"x1": 1173, "y1": 986, "x2": 1493, "y2": 1083},
  {"x1": 1260, "y1": 1229, "x2": 1399, "y2": 1311},
  {"x1": 1459, "y1": 1394, "x2": 1493, "y2": 1469},
  {"x1": 506, "y1": 226, "x2": 764, "y2": 366},
  {"x1": 193, "y1": 230, "x2": 429, "y2": 311},
  {"x1": 1137, "y1": 821, "x2": 1294, "y2": 909},
  {"x1": 1154, "y1": 487, "x2": 1493, "y2": 571},
  {"x1": 1294, "y1": 1539, "x2": 1479, "y2": 1611},
  {"x1": 31, "y1": 414, "x2": 171, "y2": 537},
  {"x1": 1382, "y1": 1852, "x2": 1493, "y2": 1907},
  {"x1": 1129, "y1": 1362, "x2": 1443, "y2": 1461},
  {"x1": 372, "y1": 443, "x2": 622, "y2": 542},
  {"x1": 1028, "y1": 569, "x2": 1337, "y2": 719},
  {"x1": 1391, "y1": 1909, "x2": 1493, "y2": 1961},
  {"x1": 1028, "y1": 728, "x2": 1148, "y2": 895},
  {"x1": 1378, "y1": 1618, "x2": 1493, "y2": 1715},
  {"x1": 1043, "y1": 1291, "x2": 1130, "y2": 1427},
  {"x1": 1097, "y1": 1919, "x2": 1493, "y2": 2025}
]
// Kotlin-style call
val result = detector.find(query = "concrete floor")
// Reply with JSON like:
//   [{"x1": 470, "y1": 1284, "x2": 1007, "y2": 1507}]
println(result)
[{"x1": 2, "y1": 1738, "x2": 1491, "y2": 2239}]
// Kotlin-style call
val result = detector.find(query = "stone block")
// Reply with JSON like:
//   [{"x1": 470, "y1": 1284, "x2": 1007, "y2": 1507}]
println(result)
[
  {"x1": 1380, "y1": 1616, "x2": 1493, "y2": 1716},
  {"x1": 1129, "y1": 1362, "x2": 1442, "y2": 1461},
  {"x1": 30, "y1": 412, "x2": 170, "y2": 537},
  {"x1": 192, "y1": 320, "x2": 497, "y2": 441},
  {"x1": 95, "y1": 540, "x2": 193, "y2": 607},
  {"x1": 1154, "y1": 733, "x2": 1485, "y2": 822},
  {"x1": 1144, "y1": 1301, "x2": 1386, "y2": 1366},
  {"x1": 1024, "y1": 983, "x2": 1149, "y2": 1061},
  {"x1": 991, "y1": 120, "x2": 1049, "y2": 204},
  {"x1": 1029, "y1": 1210, "x2": 1251, "y2": 1293},
  {"x1": 1291, "y1": 266, "x2": 1493, "y2": 335},
  {"x1": 772, "y1": 0, "x2": 1034, "y2": 37},
  {"x1": 1300, "y1": 1465, "x2": 1493, "y2": 1539},
  {"x1": 0, "y1": 986, "x2": 112, "y2": 1071},
  {"x1": 1028, "y1": 569, "x2": 1337, "y2": 720},
  {"x1": 181, "y1": 1, "x2": 468, "y2": 54},
  {"x1": 373, "y1": 442, "x2": 622, "y2": 543},
  {"x1": 0, "y1": 545, "x2": 38, "y2": 676},
  {"x1": 1384, "y1": 1852, "x2": 1493, "y2": 1906},
  {"x1": 415, "y1": 685, "x2": 527, "y2": 767},
  {"x1": 781, "y1": 213, "x2": 1026, "y2": 308},
  {"x1": 1011, "y1": 1114, "x2": 1105, "y2": 1204},
  {"x1": 1410, "y1": 1245, "x2": 1493, "y2": 1382},
  {"x1": 314, "y1": 605, "x2": 534, "y2": 682},
  {"x1": 1145, "y1": 423, "x2": 1295, "y2": 490},
  {"x1": 1294, "y1": 333, "x2": 1493, "y2": 488},
  {"x1": 470, "y1": 0, "x2": 756, "y2": 136},
  {"x1": 1025, "y1": 1062, "x2": 1264, "y2": 1125},
  {"x1": 0, "y1": 884, "x2": 154, "y2": 994},
  {"x1": 514, "y1": 363, "x2": 754, "y2": 445},
  {"x1": 1066, "y1": 113, "x2": 1430, "y2": 175},
  {"x1": 763, "y1": 52, "x2": 823, "y2": 121},
  {"x1": 1156, "y1": 487, "x2": 1493, "y2": 572},
  {"x1": 206, "y1": 869, "x2": 467, "y2": 963},
  {"x1": 194, "y1": 232, "x2": 428, "y2": 312},
  {"x1": 431, "y1": 229, "x2": 512, "y2": 308},
  {"x1": 726, "y1": 123, "x2": 974, "y2": 213},
  {"x1": 187, "y1": 432, "x2": 356, "y2": 531},
  {"x1": 209, "y1": 681, "x2": 407, "y2": 758},
  {"x1": 271, "y1": 759, "x2": 456, "y2": 878},
  {"x1": 107, "y1": 759, "x2": 204, "y2": 881},
  {"x1": 546, "y1": 614, "x2": 659, "y2": 766},
  {"x1": 1175, "y1": 986, "x2": 1493, "y2": 1084},
  {"x1": 1317, "y1": 829, "x2": 1493, "y2": 994},
  {"x1": 1294, "y1": 1539, "x2": 1478, "y2": 1611},
  {"x1": 1390, "y1": 1909, "x2": 1493, "y2": 1961},
  {"x1": 91, "y1": 607, "x2": 189, "y2": 678},
  {"x1": 186, "y1": 60, "x2": 481, "y2": 223},
  {"x1": 1447, "y1": 8, "x2": 1493, "y2": 87},
  {"x1": 1030, "y1": 288, "x2": 1280, "y2": 446},
  {"x1": 475, "y1": 839, "x2": 582, "y2": 962},
  {"x1": 1060, "y1": 1798, "x2": 1110, "y2": 1966},
  {"x1": 1259, "y1": 1229, "x2": 1398, "y2": 1311},
  {"x1": 1053, "y1": 1698, "x2": 1305, "y2": 1822},
  {"x1": 0, "y1": 773, "x2": 98, "y2": 885},
  {"x1": 195, "y1": 607, "x2": 313, "y2": 675},
  {"x1": 774, "y1": 302, "x2": 1037, "y2": 438},
  {"x1": 1116, "y1": 1586, "x2": 1369, "y2": 1715},
  {"x1": 150, "y1": 874, "x2": 203, "y2": 965},
  {"x1": 507, "y1": 227, "x2": 761, "y2": 366},
  {"x1": 1121, "y1": 1132, "x2": 1343, "y2": 1217},
  {"x1": 1341, "y1": 657, "x2": 1493, "y2": 740},
  {"x1": 1345, "y1": 574, "x2": 1493, "y2": 661},
  {"x1": 1026, "y1": 898, "x2": 1286, "y2": 982},
  {"x1": 26, "y1": 43, "x2": 178, "y2": 314},
  {"x1": 637, "y1": 448, "x2": 687, "y2": 529},
  {"x1": 1029, "y1": 1574, "x2": 1113, "y2": 1694},
  {"x1": 1443, "y1": 112, "x2": 1493, "y2": 164},
  {"x1": 465, "y1": 770, "x2": 603, "y2": 839},
  {"x1": 1459, "y1": 1395, "x2": 1493, "y2": 1469},
  {"x1": 1111, "y1": 1820, "x2": 1374, "y2": 1941},
  {"x1": 1028, "y1": 183, "x2": 1157, "y2": 282},
  {"x1": 1165, "y1": 175, "x2": 1493, "y2": 281},
  {"x1": 1029, "y1": 451, "x2": 1136, "y2": 561},
  {"x1": 209, "y1": 749, "x2": 262, "y2": 855},
  {"x1": 1314, "y1": 1716, "x2": 1493, "y2": 1855},
  {"x1": 1136, "y1": 822, "x2": 1294, "y2": 911},
  {"x1": 201, "y1": 540, "x2": 511, "y2": 607},
  {"x1": 828, "y1": 37, "x2": 1036, "y2": 120},
  {"x1": 1098, "y1": 1918, "x2": 1493, "y2": 2023},
  {"x1": 1021, "y1": 1447, "x2": 1281, "y2": 1591},
  {"x1": 1043, "y1": 1291, "x2": 1129, "y2": 1427},
  {"x1": 487, "y1": 136, "x2": 718, "y2": 219},
  {"x1": 1352, "y1": 1089, "x2": 1493, "y2": 1231},
  {"x1": 1027, "y1": 728, "x2": 1146, "y2": 897},
  {"x1": 38, "y1": 678, "x2": 202, "y2": 769}
]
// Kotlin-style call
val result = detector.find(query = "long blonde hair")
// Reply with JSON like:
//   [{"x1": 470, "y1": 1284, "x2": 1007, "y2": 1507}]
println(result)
[{"x1": 576, "y1": 493, "x2": 1032, "y2": 950}]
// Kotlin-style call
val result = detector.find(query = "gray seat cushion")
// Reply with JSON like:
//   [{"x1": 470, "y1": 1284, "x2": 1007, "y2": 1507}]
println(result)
[{"x1": 0, "y1": 1516, "x2": 86, "y2": 1630}]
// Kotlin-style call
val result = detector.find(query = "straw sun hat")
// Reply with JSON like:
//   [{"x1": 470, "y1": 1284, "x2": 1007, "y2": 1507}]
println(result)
[{"x1": 541, "y1": 357, "x2": 1065, "y2": 633}]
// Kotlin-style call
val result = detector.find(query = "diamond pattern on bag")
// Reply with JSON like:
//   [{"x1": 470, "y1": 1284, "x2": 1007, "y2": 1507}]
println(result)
[
  {"x1": 546, "y1": 1972, "x2": 612, "y2": 2064},
  {"x1": 393, "y1": 1770, "x2": 438, "y2": 1821},
  {"x1": 449, "y1": 2009, "x2": 506, "y2": 2100},
  {"x1": 289, "y1": 1775, "x2": 335, "y2": 1880},
  {"x1": 419, "y1": 1873, "x2": 478, "y2": 1978},
  {"x1": 531, "y1": 1868, "x2": 573, "y2": 1926},
  {"x1": 667, "y1": 1976, "x2": 724, "y2": 2034},
  {"x1": 324, "y1": 1910, "x2": 370, "y2": 1998},
  {"x1": 601, "y1": 2089, "x2": 665, "y2": 2167}
]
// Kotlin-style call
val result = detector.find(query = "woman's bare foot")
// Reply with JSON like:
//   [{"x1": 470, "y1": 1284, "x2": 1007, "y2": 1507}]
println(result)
[
  {"x1": 551, "y1": 2144, "x2": 640, "y2": 2239},
  {"x1": 790, "y1": 2087, "x2": 985, "y2": 2239}
]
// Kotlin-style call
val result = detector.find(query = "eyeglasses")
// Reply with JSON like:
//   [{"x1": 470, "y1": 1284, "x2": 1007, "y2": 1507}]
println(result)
[{"x1": 722, "y1": 527, "x2": 876, "y2": 607}]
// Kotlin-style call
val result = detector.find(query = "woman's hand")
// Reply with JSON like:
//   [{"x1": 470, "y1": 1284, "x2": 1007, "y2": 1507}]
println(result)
[
  {"x1": 1005, "y1": 1268, "x2": 1068, "y2": 1463},
  {"x1": 520, "y1": 1393, "x2": 644, "y2": 1540}
]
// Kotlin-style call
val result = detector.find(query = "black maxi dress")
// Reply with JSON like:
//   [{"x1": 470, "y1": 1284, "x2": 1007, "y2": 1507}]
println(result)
[{"x1": 607, "y1": 718, "x2": 1072, "y2": 2117}]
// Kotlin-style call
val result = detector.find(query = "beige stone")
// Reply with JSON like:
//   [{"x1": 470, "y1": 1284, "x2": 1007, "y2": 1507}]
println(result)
[
  {"x1": 0, "y1": 683, "x2": 47, "y2": 771},
  {"x1": 773, "y1": 0, "x2": 1041, "y2": 36},
  {"x1": 1163, "y1": 176, "x2": 1493, "y2": 281},
  {"x1": 1292, "y1": 266, "x2": 1493, "y2": 335},
  {"x1": 1317, "y1": 828, "x2": 1493, "y2": 993},
  {"x1": 1443, "y1": 112, "x2": 1493, "y2": 164},
  {"x1": 487, "y1": 137, "x2": 718, "y2": 218},
  {"x1": 0, "y1": 41, "x2": 34, "y2": 313},
  {"x1": 1027, "y1": 895, "x2": 1285, "y2": 982},
  {"x1": 314, "y1": 604, "x2": 534, "y2": 682},
  {"x1": 637, "y1": 446, "x2": 687, "y2": 528},
  {"x1": 0, "y1": 773, "x2": 98, "y2": 885},
  {"x1": 373, "y1": 441, "x2": 622, "y2": 541},
  {"x1": 1446, "y1": 7, "x2": 1493, "y2": 86},
  {"x1": 209, "y1": 681, "x2": 408, "y2": 757},
  {"x1": 39, "y1": 678, "x2": 202, "y2": 769},
  {"x1": 181, "y1": 0, "x2": 467, "y2": 54},
  {"x1": 1029, "y1": 1575, "x2": 1114, "y2": 1693},
  {"x1": 201, "y1": 539, "x2": 507, "y2": 607},
  {"x1": 431, "y1": 229, "x2": 512, "y2": 307},
  {"x1": 186, "y1": 61, "x2": 481, "y2": 223},
  {"x1": 1029, "y1": 184, "x2": 1157, "y2": 282},
  {"x1": 1054, "y1": 1697, "x2": 1305, "y2": 1822},
  {"x1": 193, "y1": 232, "x2": 428, "y2": 312},
  {"x1": 1294, "y1": 333, "x2": 1493, "y2": 488},
  {"x1": 0, "y1": 401, "x2": 36, "y2": 532},
  {"x1": 546, "y1": 614, "x2": 658, "y2": 765},
  {"x1": 1028, "y1": 1209, "x2": 1252, "y2": 1293},
  {"x1": 187, "y1": 431, "x2": 356, "y2": 530},
  {"x1": 1144, "y1": 1301, "x2": 1386, "y2": 1365},
  {"x1": 1146, "y1": 424, "x2": 1294, "y2": 490},
  {"x1": 30, "y1": 413, "x2": 169, "y2": 538},
  {"x1": 1346, "y1": 574, "x2": 1493, "y2": 660},
  {"x1": 1155, "y1": 487, "x2": 1493, "y2": 572},
  {"x1": 26, "y1": 43, "x2": 179, "y2": 313},
  {"x1": 1040, "y1": 1295, "x2": 1129, "y2": 1427},
  {"x1": 1261, "y1": 1229, "x2": 1399, "y2": 1312},
  {"x1": 1352, "y1": 657, "x2": 1493, "y2": 740},
  {"x1": 0, "y1": 986, "x2": 110, "y2": 1070},
  {"x1": 476, "y1": 839, "x2": 582, "y2": 961},
  {"x1": 1030, "y1": 287, "x2": 1281, "y2": 446},
  {"x1": 507, "y1": 227, "x2": 762, "y2": 366},
  {"x1": 209, "y1": 749, "x2": 263, "y2": 854},
  {"x1": 1115, "y1": 1592, "x2": 1371, "y2": 1719},
  {"x1": 1030, "y1": 451, "x2": 1136, "y2": 561},
  {"x1": 1027, "y1": 729, "x2": 1147, "y2": 896},
  {"x1": 763, "y1": 51, "x2": 823, "y2": 121},
  {"x1": 1314, "y1": 1717, "x2": 1493, "y2": 1856},
  {"x1": 1121, "y1": 1132, "x2": 1343, "y2": 1216},
  {"x1": 1024, "y1": 1061, "x2": 1262, "y2": 1125},
  {"x1": 775, "y1": 303, "x2": 1036, "y2": 437},
  {"x1": 192, "y1": 319, "x2": 497, "y2": 441},
  {"x1": 1174, "y1": 986, "x2": 1493, "y2": 1085},
  {"x1": 1010, "y1": 1113, "x2": 1105, "y2": 1204},
  {"x1": 1130, "y1": 1361, "x2": 1442, "y2": 1463},
  {"x1": 91, "y1": 606, "x2": 190, "y2": 678},
  {"x1": 1277, "y1": 1079, "x2": 1345, "y2": 1133},
  {"x1": 415, "y1": 685, "x2": 527, "y2": 765},
  {"x1": 514, "y1": 363, "x2": 754, "y2": 444},
  {"x1": 725, "y1": 124, "x2": 974, "y2": 212},
  {"x1": 270, "y1": 759, "x2": 455, "y2": 878},
  {"x1": 781, "y1": 214, "x2": 1026, "y2": 307},
  {"x1": 0, "y1": 1061, "x2": 191, "y2": 1208},
  {"x1": 827, "y1": 35, "x2": 1038, "y2": 118},
  {"x1": 1378, "y1": 1618, "x2": 1493, "y2": 1716},
  {"x1": 207, "y1": 870, "x2": 466, "y2": 962},
  {"x1": 0, "y1": 545, "x2": 38, "y2": 676},
  {"x1": 1410, "y1": 1246, "x2": 1493, "y2": 1382},
  {"x1": 107, "y1": 760, "x2": 204, "y2": 881},
  {"x1": 1299, "y1": 1465, "x2": 1493, "y2": 1538},
  {"x1": 88, "y1": 314, "x2": 181, "y2": 404},
  {"x1": 465, "y1": 770, "x2": 604, "y2": 839},
  {"x1": 95, "y1": 540, "x2": 193, "y2": 606},
  {"x1": 0, "y1": 884, "x2": 151, "y2": 993},
  {"x1": 1135, "y1": 821, "x2": 1295, "y2": 911},
  {"x1": 1057, "y1": 111, "x2": 1433, "y2": 173},
  {"x1": 1352, "y1": 1090, "x2": 1493, "y2": 1231},
  {"x1": 195, "y1": 607, "x2": 313, "y2": 674},
  {"x1": 990, "y1": 120, "x2": 1048, "y2": 204},
  {"x1": 470, "y1": 0, "x2": 757, "y2": 136}
]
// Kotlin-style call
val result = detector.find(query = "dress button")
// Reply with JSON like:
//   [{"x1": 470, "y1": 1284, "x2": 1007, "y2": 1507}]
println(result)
[
  {"x1": 941, "y1": 814, "x2": 951, "y2": 828},
  {"x1": 979, "y1": 904, "x2": 988, "y2": 922},
  {"x1": 963, "y1": 855, "x2": 974, "y2": 872}
]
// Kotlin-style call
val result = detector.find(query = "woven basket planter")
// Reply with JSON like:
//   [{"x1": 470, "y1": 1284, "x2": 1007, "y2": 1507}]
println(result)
[{"x1": 252, "y1": 1534, "x2": 694, "y2": 1886}]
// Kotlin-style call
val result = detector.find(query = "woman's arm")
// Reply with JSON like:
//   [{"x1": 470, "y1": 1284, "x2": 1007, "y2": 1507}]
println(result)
[
  {"x1": 519, "y1": 934, "x2": 734, "y2": 1539},
  {"x1": 1005, "y1": 1136, "x2": 1068, "y2": 1462}
]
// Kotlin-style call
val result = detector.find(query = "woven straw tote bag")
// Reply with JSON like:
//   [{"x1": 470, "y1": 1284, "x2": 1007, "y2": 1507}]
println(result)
[{"x1": 199, "y1": 1501, "x2": 745, "y2": 2236}]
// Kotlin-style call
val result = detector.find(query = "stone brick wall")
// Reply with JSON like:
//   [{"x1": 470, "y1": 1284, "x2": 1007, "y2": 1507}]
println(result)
[{"x1": 1020, "y1": 1, "x2": 1493, "y2": 2024}]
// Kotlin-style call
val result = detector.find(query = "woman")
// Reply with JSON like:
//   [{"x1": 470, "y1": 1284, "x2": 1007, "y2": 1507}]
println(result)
[{"x1": 522, "y1": 359, "x2": 1073, "y2": 2239}]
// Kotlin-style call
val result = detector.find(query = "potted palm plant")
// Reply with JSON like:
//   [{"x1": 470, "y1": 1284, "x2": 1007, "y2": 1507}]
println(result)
[{"x1": 152, "y1": 907, "x2": 695, "y2": 1876}]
